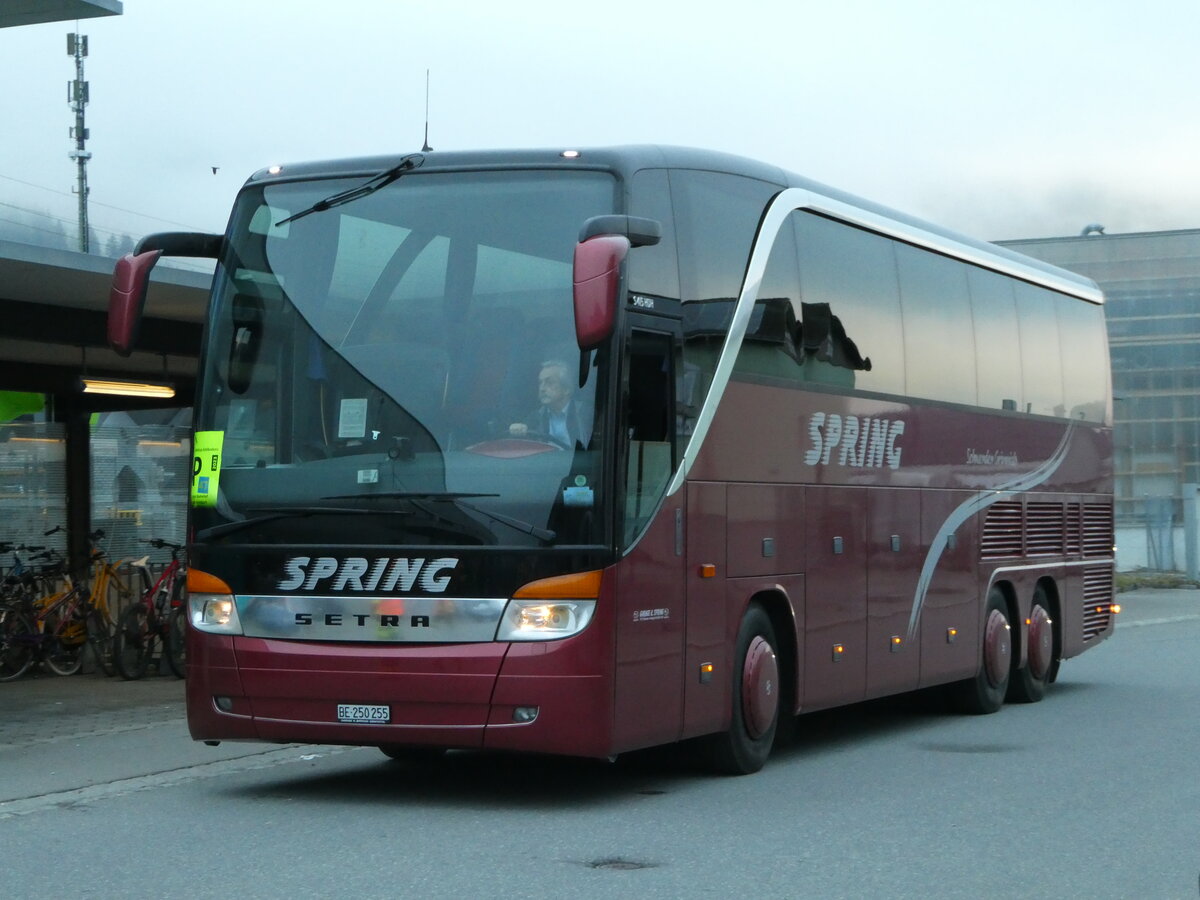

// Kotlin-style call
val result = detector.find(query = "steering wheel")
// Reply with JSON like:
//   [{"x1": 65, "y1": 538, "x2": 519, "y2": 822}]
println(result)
[{"x1": 513, "y1": 430, "x2": 571, "y2": 450}]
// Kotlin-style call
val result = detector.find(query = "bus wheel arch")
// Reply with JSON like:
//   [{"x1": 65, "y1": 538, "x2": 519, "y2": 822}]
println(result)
[{"x1": 1008, "y1": 578, "x2": 1060, "y2": 703}]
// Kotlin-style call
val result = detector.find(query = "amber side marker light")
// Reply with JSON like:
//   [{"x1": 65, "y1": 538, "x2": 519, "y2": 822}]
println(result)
[{"x1": 1111, "y1": 604, "x2": 1122, "y2": 615}]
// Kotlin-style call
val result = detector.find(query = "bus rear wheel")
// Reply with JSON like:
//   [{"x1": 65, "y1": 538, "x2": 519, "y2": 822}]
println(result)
[
  {"x1": 950, "y1": 587, "x2": 1012, "y2": 714},
  {"x1": 1008, "y1": 585, "x2": 1055, "y2": 703},
  {"x1": 704, "y1": 604, "x2": 780, "y2": 775}
]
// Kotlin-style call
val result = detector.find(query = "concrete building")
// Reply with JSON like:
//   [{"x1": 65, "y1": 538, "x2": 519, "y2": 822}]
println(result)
[{"x1": 1000, "y1": 229, "x2": 1200, "y2": 574}]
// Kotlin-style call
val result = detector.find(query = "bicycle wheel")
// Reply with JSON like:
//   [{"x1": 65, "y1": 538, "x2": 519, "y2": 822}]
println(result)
[
  {"x1": 42, "y1": 610, "x2": 87, "y2": 676},
  {"x1": 0, "y1": 607, "x2": 37, "y2": 682},
  {"x1": 86, "y1": 605, "x2": 115, "y2": 676},
  {"x1": 113, "y1": 603, "x2": 155, "y2": 680},
  {"x1": 166, "y1": 604, "x2": 187, "y2": 679}
]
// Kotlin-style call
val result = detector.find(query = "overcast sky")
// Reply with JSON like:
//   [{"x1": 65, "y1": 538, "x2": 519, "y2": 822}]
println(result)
[{"x1": 1, "y1": 0, "x2": 1196, "y2": 252}]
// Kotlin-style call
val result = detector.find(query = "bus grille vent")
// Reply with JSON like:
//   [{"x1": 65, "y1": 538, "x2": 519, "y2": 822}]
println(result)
[
  {"x1": 1025, "y1": 502, "x2": 1064, "y2": 556},
  {"x1": 981, "y1": 501, "x2": 1023, "y2": 559},
  {"x1": 1082, "y1": 503, "x2": 1114, "y2": 558},
  {"x1": 1065, "y1": 503, "x2": 1083, "y2": 555},
  {"x1": 1082, "y1": 566, "x2": 1114, "y2": 640}
]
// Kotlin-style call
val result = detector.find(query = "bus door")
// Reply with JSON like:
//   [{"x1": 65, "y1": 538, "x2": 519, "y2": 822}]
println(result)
[{"x1": 611, "y1": 321, "x2": 687, "y2": 751}]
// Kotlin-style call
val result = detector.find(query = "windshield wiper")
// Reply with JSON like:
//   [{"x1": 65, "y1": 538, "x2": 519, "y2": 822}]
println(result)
[
  {"x1": 197, "y1": 505, "x2": 412, "y2": 542},
  {"x1": 275, "y1": 154, "x2": 425, "y2": 226},
  {"x1": 323, "y1": 491, "x2": 557, "y2": 544}
]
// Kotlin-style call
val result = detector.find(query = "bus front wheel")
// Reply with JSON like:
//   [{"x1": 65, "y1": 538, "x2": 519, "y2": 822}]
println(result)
[
  {"x1": 950, "y1": 587, "x2": 1012, "y2": 714},
  {"x1": 705, "y1": 604, "x2": 780, "y2": 775}
]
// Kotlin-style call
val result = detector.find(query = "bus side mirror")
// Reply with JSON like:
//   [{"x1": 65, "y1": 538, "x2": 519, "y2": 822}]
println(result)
[
  {"x1": 108, "y1": 249, "x2": 163, "y2": 357},
  {"x1": 579, "y1": 215, "x2": 661, "y2": 248},
  {"x1": 107, "y1": 231, "x2": 220, "y2": 357},
  {"x1": 573, "y1": 234, "x2": 629, "y2": 350}
]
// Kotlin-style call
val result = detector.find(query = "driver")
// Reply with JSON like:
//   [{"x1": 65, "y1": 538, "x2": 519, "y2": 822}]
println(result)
[{"x1": 509, "y1": 359, "x2": 590, "y2": 448}]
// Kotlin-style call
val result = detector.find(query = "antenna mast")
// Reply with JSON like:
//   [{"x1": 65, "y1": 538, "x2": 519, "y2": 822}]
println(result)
[
  {"x1": 421, "y1": 69, "x2": 433, "y2": 152},
  {"x1": 67, "y1": 31, "x2": 91, "y2": 253}
]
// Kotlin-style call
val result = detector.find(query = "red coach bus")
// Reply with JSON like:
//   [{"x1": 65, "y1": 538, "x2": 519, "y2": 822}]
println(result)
[{"x1": 109, "y1": 146, "x2": 1115, "y2": 773}]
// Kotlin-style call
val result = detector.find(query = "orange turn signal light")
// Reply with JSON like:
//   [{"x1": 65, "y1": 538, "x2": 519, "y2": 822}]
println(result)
[
  {"x1": 188, "y1": 567, "x2": 233, "y2": 594},
  {"x1": 513, "y1": 569, "x2": 603, "y2": 600}
]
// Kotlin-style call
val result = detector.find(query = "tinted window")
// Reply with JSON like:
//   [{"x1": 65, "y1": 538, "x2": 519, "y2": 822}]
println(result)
[
  {"x1": 1057, "y1": 297, "x2": 1109, "y2": 422},
  {"x1": 1014, "y1": 282, "x2": 1065, "y2": 416},
  {"x1": 732, "y1": 214, "x2": 803, "y2": 381},
  {"x1": 793, "y1": 213, "x2": 904, "y2": 395},
  {"x1": 968, "y1": 268, "x2": 1022, "y2": 412},
  {"x1": 671, "y1": 169, "x2": 777, "y2": 304},
  {"x1": 895, "y1": 244, "x2": 976, "y2": 405},
  {"x1": 673, "y1": 170, "x2": 779, "y2": 428},
  {"x1": 627, "y1": 169, "x2": 680, "y2": 302}
]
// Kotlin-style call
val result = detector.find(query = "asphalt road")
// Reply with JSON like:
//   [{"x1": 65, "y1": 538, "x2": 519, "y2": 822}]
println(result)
[{"x1": 0, "y1": 589, "x2": 1197, "y2": 899}]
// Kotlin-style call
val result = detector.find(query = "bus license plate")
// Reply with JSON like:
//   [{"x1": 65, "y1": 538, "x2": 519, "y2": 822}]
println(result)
[{"x1": 337, "y1": 704, "x2": 390, "y2": 724}]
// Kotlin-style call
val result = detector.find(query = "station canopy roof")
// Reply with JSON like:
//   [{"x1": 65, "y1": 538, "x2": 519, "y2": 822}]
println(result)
[
  {"x1": 0, "y1": 0, "x2": 122, "y2": 28},
  {"x1": 0, "y1": 240, "x2": 208, "y2": 405}
]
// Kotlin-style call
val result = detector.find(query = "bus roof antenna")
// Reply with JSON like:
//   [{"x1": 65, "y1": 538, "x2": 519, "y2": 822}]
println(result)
[{"x1": 421, "y1": 69, "x2": 433, "y2": 152}]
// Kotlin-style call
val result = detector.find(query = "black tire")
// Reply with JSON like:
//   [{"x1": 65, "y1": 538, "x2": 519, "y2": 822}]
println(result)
[
  {"x1": 114, "y1": 603, "x2": 155, "y2": 680},
  {"x1": 0, "y1": 608, "x2": 37, "y2": 682},
  {"x1": 1008, "y1": 584, "x2": 1056, "y2": 703},
  {"x1": 949, "y1": 586, "x2": 1012, "y2": 714},
  {"x1": 379, "y1": 746, "x2": 447, "y2": 763},
  {"x1": 86, "y1": 606, "x2": 115, "y2": 676},
  {"x1": 166, "y1": 605, "x2": 187, "y2": 679},
  {"x1": 703, "y1": 604, "x2": 781, "y2": 775},
  {"x1": 42, "y1": 610, "x2": 87, "y2": 676}
]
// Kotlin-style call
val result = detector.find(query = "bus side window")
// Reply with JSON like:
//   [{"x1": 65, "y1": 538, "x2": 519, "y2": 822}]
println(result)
[
  {"x1": 624, "y1": 329, "x2": 675, "y2": 545},
  {"x1": 794, "y1": 211, "x2": 904, "y2": 395},
  {"x1": 1015, "y1": 282, "x2": 1065, "y2": 417}
]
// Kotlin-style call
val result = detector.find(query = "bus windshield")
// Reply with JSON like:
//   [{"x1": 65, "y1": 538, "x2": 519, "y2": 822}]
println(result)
[{"x1": 193, "y1": 168, "x2": 618, "y2": 548}]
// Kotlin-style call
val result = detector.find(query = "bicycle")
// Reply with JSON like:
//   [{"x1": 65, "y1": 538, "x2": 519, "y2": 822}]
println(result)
[
  {"x1": 113, "y1": 539, "x2": 187, "y2": 680},
  {"x1": 77, "y1": 528, "x2": 140, "y2": 677},
  {"x1": 0, "y1": 540, "x2": 49, "y2": 682},
  {"x1": 0, "y1": 526, "x2": 135, "y2": 680},
  {"x1": 0, "y1": 547, "x2": 92, "y2": 678}
]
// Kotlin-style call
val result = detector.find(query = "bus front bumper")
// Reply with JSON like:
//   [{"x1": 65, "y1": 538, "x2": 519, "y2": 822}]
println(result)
[{"x1": 185, "y1": 632, "x2": 614, "y2": 759}]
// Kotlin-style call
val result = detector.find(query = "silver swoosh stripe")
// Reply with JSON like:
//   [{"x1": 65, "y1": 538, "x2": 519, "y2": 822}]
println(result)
[{"x1": 905, "y1": 422, "x2": 1076, "y2": 639}]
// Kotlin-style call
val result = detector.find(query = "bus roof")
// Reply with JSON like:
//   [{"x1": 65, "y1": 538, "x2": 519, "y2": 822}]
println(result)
[{"x1": 245, "y1": 145, "x2": 1103, "y2": 304}]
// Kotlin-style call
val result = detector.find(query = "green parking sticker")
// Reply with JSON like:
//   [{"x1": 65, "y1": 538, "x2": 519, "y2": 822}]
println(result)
[{"x1": 191, "y1": 431, "x2": 224, "y2": 507}]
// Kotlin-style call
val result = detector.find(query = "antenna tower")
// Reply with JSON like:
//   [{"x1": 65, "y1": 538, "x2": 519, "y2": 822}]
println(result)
[{"x1": 67, "y1": 31, "x2": 92, "y2": 253}]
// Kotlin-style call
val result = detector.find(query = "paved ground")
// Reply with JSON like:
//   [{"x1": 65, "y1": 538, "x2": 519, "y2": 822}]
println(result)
[
  {"x1": 0, "y1": 668, "x2": 184, "y2": 750},
  {"x1": 0, "y1": 586, "x2": 1195, "y2": 752}
]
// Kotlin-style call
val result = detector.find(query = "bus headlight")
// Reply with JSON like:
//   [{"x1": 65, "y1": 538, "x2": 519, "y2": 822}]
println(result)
[
  {"x1": 496, "y1": 599, "x2": 595, "y2": 641},
  {"x1": 189, "y1": 593, "x2": 243, "y2": 635}
]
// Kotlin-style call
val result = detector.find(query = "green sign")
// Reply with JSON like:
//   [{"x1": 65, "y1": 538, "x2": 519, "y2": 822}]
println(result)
[
  {"x1": 0, "y1": 391, "x2": 45, "y2": 424},
  {"x1": 191, "y1": 430, "x2": 224, "y2": 507}
]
